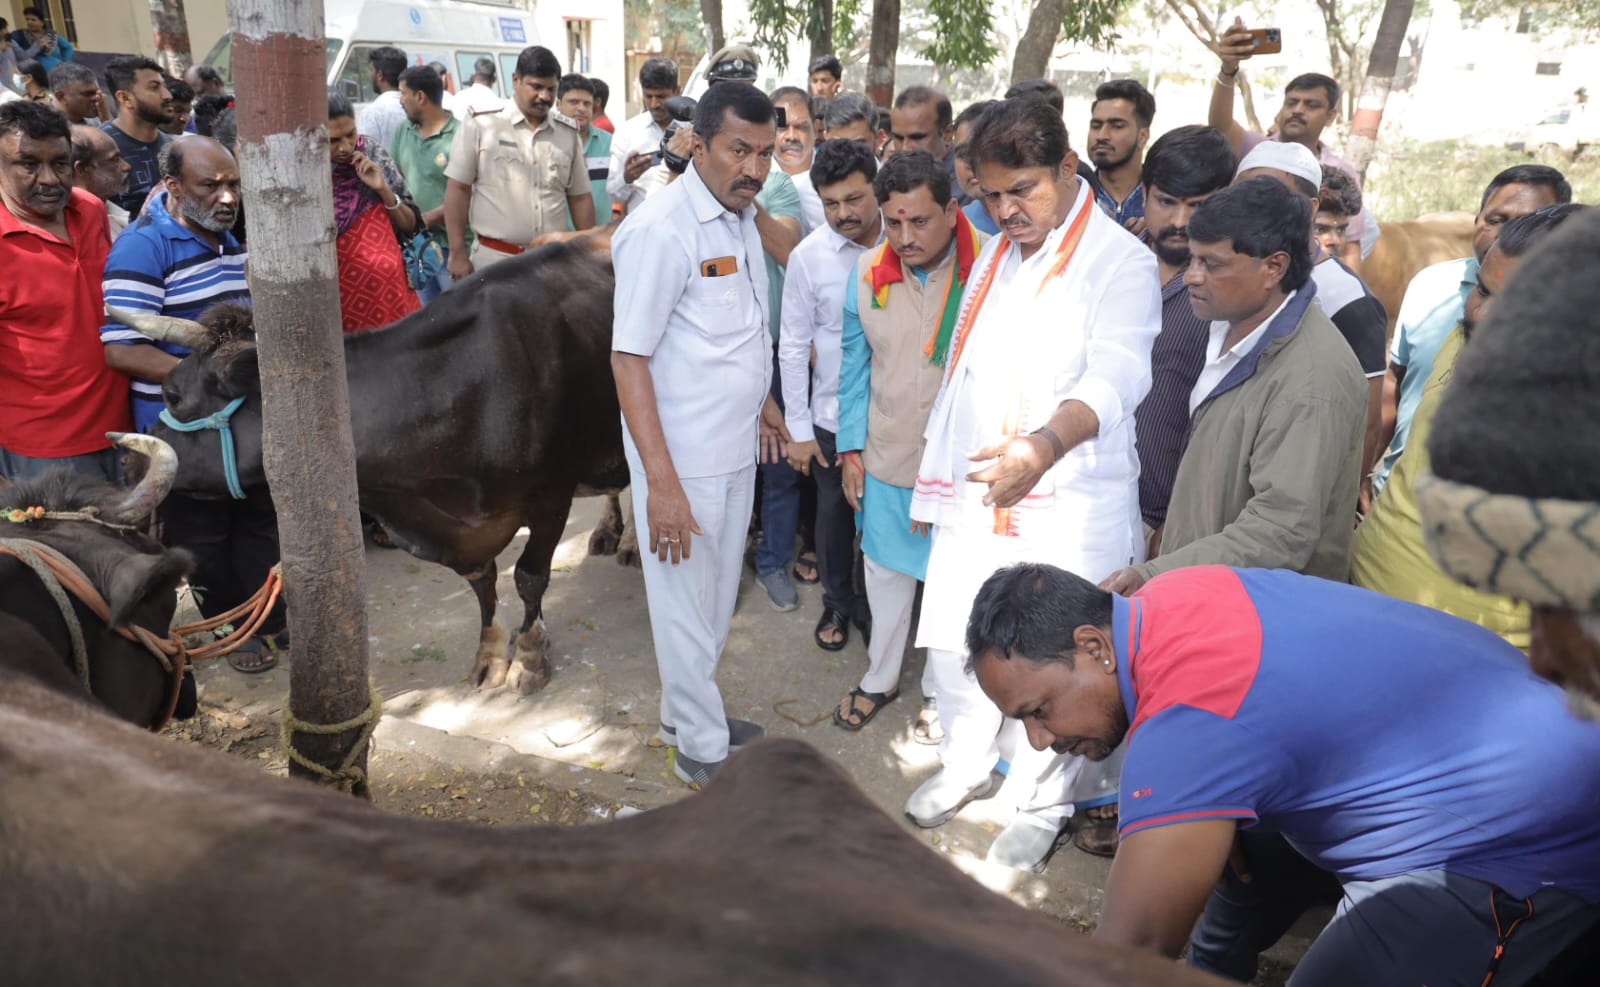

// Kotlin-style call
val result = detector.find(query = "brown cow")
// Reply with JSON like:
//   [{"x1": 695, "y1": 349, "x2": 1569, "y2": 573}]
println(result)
[
  {"x1": 1362, "y1": 212, "x2": 1474, "y2": 341},
  {"x1": 0, "y1": 642, "x2": 1223, "y2": 986}
]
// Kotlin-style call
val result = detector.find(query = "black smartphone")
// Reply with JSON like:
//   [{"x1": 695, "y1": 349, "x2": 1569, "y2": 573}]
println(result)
[{"x1": 775, "y1": 105, "x2": 787, "y2": 129}]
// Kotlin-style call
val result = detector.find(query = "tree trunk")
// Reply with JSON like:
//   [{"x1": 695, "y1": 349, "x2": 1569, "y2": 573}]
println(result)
[
  {"x1": 226, "y1": 0, "x2": 374, "y2": 795},
  {"x1": 700, "y1": 0, "x2": 725, "y2": 55},
  {"x1": 809, "y1": 0, "x2": 834, "y2": 65},
  {"x1": 864, "y1": 0, "x2": 898, "y2": 107},
  {"x1": 1011, "y1": 0, "x2": 1066, "y2": 85},
  {"x1": 148, "y1": 0, "x2": 193, "y2": 75},
  {"x1": 1343, "y1": 0, "x2": 1415, "y2": 181}
]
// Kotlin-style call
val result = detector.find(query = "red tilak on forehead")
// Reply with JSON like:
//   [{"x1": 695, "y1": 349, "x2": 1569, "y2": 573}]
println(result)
[{"x1": 896, "y1": 208, "x2": 907, "y2": 216}]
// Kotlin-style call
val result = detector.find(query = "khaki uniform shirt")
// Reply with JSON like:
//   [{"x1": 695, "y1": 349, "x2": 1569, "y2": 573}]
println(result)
[{"x1": 444, "y1": 103, "x2": 587, "y2": 244}]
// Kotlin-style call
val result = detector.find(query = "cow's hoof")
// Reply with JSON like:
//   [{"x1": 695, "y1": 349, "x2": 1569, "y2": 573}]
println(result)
[
  {"x1": 470, "y1": 625, "x2": 510, "y2": 689},
  {"x1": 587, "y1": 522, "x2": 621, "y2": 557},
  {"x1": 507, "y1": 626, "x2": 552, "y2": 694},
  {"x1": 507, "y1": 653, "x2": 552, "y2": 694}
]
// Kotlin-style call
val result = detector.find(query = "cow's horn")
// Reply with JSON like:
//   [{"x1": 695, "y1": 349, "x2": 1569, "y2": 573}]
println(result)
[
  {"x1": 106, "y1": 306, "x2": 212, "y2": 350},
  {"x1": 102, "y1": 432, "x2": 179, "y2": 524}
]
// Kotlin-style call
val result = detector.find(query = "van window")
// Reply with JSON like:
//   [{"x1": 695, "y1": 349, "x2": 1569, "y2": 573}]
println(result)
[
  {"x1": 456, "y1": 52, "x2": 494, "y2": 94},
  {"x1": 334, "y1": 44, "x2": 391, "y2": 103},
  {"x1": 500, "y1": 54, "x2": 520, "y2": 94},
  {"x1": 203, "y1": 33, "x2": 342, "y2": 91}
]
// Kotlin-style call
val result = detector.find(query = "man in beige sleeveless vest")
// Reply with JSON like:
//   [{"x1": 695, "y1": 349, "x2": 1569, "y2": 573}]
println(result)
[{"x1": 832, "y1": 151, "x2": 986, "y2": 737}]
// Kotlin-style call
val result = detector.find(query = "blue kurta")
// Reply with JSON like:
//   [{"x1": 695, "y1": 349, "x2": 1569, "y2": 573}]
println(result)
[{"x1": 837, "y1": 272, "x2": 934, "y2": 581}]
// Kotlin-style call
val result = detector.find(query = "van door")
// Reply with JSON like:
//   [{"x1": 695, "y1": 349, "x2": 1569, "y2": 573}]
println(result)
[{"x1": 455, "y1": 51, "x2": 496, "y2": 96}]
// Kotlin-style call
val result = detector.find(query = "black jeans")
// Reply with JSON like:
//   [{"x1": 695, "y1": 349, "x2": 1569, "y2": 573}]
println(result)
[
  {"x1": 160, "y1": 487, "x2": 286, "y2": 638},
  {"x1": 813, "y1": 427, "x2": 866, "y2": 623}
]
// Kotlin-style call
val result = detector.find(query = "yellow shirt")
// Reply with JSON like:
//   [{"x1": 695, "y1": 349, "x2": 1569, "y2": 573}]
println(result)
[
  {"x1": 1351, "y1": 326, "x2": 1529, "y2": 649},
  {"x1": 444, "y1": 103, "x2": 587, "y2": 243}
]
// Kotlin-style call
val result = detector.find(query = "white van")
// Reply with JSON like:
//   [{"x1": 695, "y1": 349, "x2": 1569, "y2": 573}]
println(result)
[{"x1": 200, "y1": 0, "x2": 538, "y2": 110}]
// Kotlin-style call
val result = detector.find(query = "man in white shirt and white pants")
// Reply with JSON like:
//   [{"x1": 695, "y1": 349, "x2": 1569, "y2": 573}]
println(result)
[
  {"x1": 782, "y1": 139, "x2": 883, "y2": 652},
  {"x1": 907, "y1": 97, "x2": 1160, "y2": 871},
  {"x1": 611, "y1": 83, "x2": 789, "y2": 787}
]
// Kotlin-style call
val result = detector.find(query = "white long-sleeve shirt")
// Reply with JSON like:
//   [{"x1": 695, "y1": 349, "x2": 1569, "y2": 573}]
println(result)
[
  {"x1": 607, "y1": 110, "x2": 665, "y2": 213},
  {"x1": 779, "y1": 223, "x2": 875, "y2": 442}
]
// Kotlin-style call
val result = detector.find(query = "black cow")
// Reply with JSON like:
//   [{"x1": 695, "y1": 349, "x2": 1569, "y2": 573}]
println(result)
[
  {"x1": 132, "y1": 235, "x2": 628, "y2": 694},
  {"x1": 0, "y1": 632, "x2": 1222, "y2": 987},
  {"x1": 0, "y1": 433, "x2": 195, "y2": 728}
]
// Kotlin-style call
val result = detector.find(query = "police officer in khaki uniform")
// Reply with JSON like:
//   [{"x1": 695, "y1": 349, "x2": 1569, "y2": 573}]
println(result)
[{"x1": 442, "y1": 45, "x2": 595, "y2": 279}]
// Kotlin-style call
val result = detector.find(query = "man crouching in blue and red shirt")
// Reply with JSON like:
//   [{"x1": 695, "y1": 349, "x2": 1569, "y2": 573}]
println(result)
[{"x1": 965, "y1": 562, "x2": 1600, "y2": 986}]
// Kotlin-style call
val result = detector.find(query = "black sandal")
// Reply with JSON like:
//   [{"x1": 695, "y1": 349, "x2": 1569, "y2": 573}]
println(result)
[
  {"x1": 792, "y1": 551, "x2": 819, "y2": 584},
  {"x1": 833, "y1": 687, "x2": 898, "y2": 731},
  {"x1": 814, "y1": 607, "x2": 849, "y2": 651}
]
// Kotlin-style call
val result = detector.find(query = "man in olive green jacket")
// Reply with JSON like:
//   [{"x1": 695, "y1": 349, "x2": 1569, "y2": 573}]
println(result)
[{"x1": 1104, "y1": 178, "x2": 1365, "y2": 593}]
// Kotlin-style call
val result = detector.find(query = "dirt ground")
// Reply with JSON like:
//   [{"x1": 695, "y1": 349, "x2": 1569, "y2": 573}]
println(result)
[{"x1": 176, "y1": 495, "x2": 1304, "y2": 983}]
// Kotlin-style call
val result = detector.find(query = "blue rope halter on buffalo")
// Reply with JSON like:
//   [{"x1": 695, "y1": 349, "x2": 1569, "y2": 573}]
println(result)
[{"x1": 158, "y1": 396, "x2": 248, "y2": 500}]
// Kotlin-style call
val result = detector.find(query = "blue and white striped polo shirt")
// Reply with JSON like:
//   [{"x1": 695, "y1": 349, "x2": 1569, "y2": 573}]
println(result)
[{"x1": 100, "y1": 189, "x2": 250, "y2": 432}]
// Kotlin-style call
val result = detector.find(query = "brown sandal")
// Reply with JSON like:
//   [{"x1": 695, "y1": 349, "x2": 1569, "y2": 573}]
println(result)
[
  {"x1": 833, "y1": 687, "x2": 898, "y2": 731},
  {"x1": 912, "y1": 698, "x2": 943, "y2": 745}
]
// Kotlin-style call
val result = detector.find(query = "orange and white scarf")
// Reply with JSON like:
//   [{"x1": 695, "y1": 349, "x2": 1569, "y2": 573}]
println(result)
[{"x1": 910, "y1": 183, "x2": 1095, "y2": 535}]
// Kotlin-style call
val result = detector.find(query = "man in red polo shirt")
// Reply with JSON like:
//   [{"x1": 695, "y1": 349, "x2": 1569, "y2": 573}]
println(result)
[{"x1": 0, "y1": 100, "x2": 129, "y2": 482}]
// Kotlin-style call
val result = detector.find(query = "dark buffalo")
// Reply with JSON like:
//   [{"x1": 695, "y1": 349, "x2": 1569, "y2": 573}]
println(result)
[
  {"x1": 0, "y1": 636, "x2": 1221, "y2": 986},
  {"x1": 0, "y1": 433, "x2": 195, "y2": 728},
  {"x1": 131, "y1": 235, "x2": 629, "y2": 694}
]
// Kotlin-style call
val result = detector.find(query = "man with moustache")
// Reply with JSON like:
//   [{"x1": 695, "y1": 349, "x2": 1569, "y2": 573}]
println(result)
[
  {"x1": 906, "y1": 97, "x2": 1159, "y2": 872},
  {"x1": 1128, "y1": 125, "x2": 1235, "y2": 543},
  {"x1": 964, "y1": 561, "x2": 1600, "y2": 985},
  {"x1": 1101, "y1": 179, "x2": 1365, "y2": 597},
  {"x1": 1210, "y1": 19, "x2": 1374, "y2": 267},
  {"x1": 50, "y1": 62, "x2": 102, "y2": 125},
  {"x1": 1373, "y1": 164, "x2": 1570, "y2": 496},
  {"x1": 1087, "y1": 79, "x2": 1153, "y2": 233},
  {"x1": 101, "y1": 137, "x2": 246, "y2": 434},
  {"x1": 781, "y1": 139, "x2": 883, "y2": 651},
  {"x1": 611, "y1": 83, "x2": 790, "y2": 787},
  {"x1": 770, "y1": 86, "x2": 823, "y2": 234},
  {"x1": 69, "y1": 123, "x2": 130, "y2": 237},
  {"x1": 101, "y1": 55, "x2": 173, "y2": 218},
  {"x1": 443, "y1": 45, "x2": 592, "y2": 280},
  {"x1": 607, "y1": 56, "x2": 679, "y2": 216},
  {"x1": 1353, "y1": 204, "x2": 1587, "y2": 651},
  {"x1": 100, "y1": 134, "x2": 284, "y2": 672},
  {"x1": 0, "y1": 101, "x2": 129, "y2": 482},
  {"x1": 887, "y1": 86, "x2": 958, "y2": 198},
  {"x1": 831, "y1": 149, "x2": 987, "y2": 735}
]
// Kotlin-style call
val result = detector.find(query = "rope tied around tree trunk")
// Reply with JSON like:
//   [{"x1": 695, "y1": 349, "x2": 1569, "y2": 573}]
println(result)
[{"x1": 279, "y1": 685, "x2": 384, "y2": 794}]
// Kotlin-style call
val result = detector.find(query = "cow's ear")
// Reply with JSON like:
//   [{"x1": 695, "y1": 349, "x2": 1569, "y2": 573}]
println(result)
[
  {"x1": 219, "y1": 345, "x2": 260, "y2": 398},
  {"x1": 103, "y1": 548, "x2": 194, "y2": 631}
]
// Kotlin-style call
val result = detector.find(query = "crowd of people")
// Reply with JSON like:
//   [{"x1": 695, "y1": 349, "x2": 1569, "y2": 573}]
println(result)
[
  {"x1": 2, "y1": 17, "x2": 1598, "y2": 986},
  {"x1": 603, "y1": 31, "x2": 1600, "y2": 987}
]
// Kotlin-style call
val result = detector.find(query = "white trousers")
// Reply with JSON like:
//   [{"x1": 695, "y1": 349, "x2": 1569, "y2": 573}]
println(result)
[
  {"x1": 918, "y1": 510, "x2": 1141, "y2": 827},
  {"x1": 859, "y1": 556, "x2": 934, "y2": 698},
  {"x1": 630, "y1": 464, "x2": 756, "y2": 763}
]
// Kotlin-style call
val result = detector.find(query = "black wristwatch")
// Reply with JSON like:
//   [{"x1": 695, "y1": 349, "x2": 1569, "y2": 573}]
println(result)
[{"x1": 1031, "y1": 425, "x2": 1066, "y2": 463}]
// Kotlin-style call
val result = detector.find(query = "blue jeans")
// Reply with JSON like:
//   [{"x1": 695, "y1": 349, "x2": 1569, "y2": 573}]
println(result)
[
  {"x1": 756, "y1": 347, "x2": 801, "y2": 576},
  {"x1": 0, "y1": 443, "x2": 121, "y2": 484},
  {"x1": 415, "y1": 245, "x2": 454, "y2": 305}
]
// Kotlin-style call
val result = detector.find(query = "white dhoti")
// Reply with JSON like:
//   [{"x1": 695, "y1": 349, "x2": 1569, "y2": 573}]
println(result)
[
  {"x1": 918, "y1": 515, "x2": 1140, "y2": 825},
  {"x1": 907, "y1": 181, "x2": 1162, "y2": 827},
  {"x1": 629, "y1": 464, "x2": 756, "y2": 763},
  {"x1": 859, "y1": 556, "x2": 934, "y2": 697}
]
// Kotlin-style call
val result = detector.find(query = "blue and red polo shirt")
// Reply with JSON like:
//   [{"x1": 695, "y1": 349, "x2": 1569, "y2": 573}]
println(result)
[{"x1": 1114, "y1": 566, "x2": 1600, "y2": 901}]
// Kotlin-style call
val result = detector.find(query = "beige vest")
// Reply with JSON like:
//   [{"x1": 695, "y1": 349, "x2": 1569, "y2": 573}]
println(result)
[{"x1": 855, "y1": 235, "x2": 986, "y2": 487}]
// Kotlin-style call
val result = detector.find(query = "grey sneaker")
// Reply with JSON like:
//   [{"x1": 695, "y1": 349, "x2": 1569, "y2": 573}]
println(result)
[
  {"x1": 756, "y1": 568, "x2": 800, "y2": 611},
  {"x1": 985, "y1": 817, "x2": 1066, "y2": 873},
  {"x1": 673, "y1": 751, "x2": 723, "y2": 788},
  {"x1": 656, "y1": 718, "x2": 765, "y2": 751}
]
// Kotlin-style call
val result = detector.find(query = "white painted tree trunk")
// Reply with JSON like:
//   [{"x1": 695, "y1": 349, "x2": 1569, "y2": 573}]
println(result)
[
  {"x1": 226, "y1": 0, "x2": 374, "y2": 794},
  {"x1": 148, "y1": 0, "x2": 193, "y2": 75}
]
